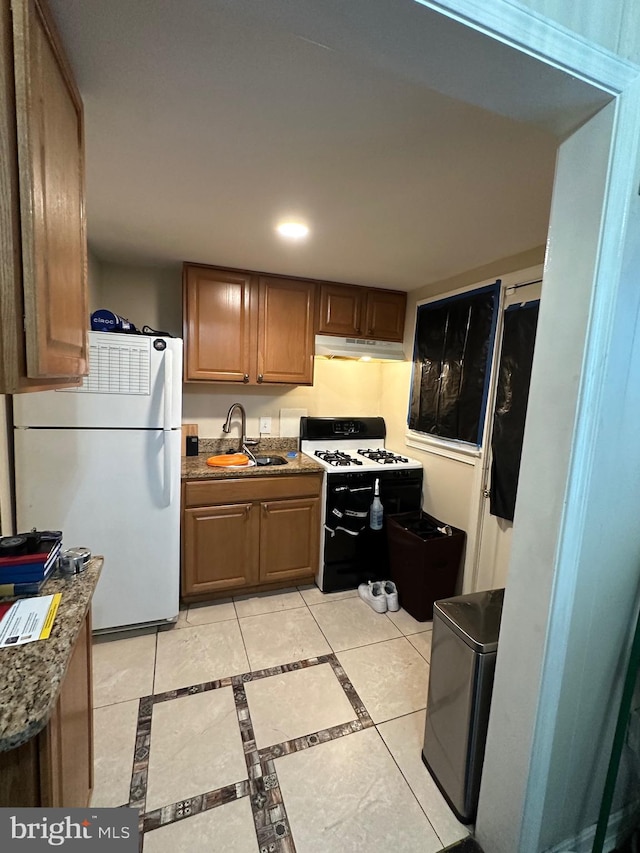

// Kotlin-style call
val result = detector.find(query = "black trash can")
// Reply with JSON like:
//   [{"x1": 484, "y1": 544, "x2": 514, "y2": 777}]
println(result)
[{"x1": 386, "y1": 511, "x2": 465, "y2": 621}]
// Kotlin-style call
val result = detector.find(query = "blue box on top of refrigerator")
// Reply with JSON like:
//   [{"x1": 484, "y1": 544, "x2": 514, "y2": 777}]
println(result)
[{"x1": 13, "y1": 331, "x2": 183, "y2": 632}]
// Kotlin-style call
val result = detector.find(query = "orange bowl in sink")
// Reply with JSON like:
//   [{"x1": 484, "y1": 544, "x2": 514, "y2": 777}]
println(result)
[{"x1": 206, "y1": 453, "x2": 251, "y2": 467}]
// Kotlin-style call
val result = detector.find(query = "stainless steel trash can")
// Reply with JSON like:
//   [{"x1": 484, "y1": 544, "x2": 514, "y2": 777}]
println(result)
[{"x1": 422, "y1": 587, "x2": 504, "y2": 823}]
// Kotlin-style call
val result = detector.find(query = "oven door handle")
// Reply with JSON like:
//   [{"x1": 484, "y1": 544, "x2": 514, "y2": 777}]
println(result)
[{"x1": 324, "y1": 524, "x2": 362, "y2": 537}]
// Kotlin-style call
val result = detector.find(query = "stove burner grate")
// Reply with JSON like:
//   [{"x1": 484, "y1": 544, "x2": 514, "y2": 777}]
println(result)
[
  {"x1": 357, "y1": 449, "x2": 410, "y2": 464},
  {"x1": 314, "y1": 450, "x2": 363, "y2": 467}
]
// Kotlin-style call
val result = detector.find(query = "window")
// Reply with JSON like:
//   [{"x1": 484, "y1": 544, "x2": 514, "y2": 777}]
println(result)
[{"x1": 409, "y1": 282, "x2": 500, "y2": 446}]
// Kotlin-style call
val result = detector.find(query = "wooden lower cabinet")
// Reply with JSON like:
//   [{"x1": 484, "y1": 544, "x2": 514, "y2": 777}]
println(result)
[
  {"x1": 260, "y1": 498, "x2": 320, "y2": 584},
  {"x1": 183, "y1": 502, "x2": 260, "y2": 595},
  {"x1": 182, "y1": 475, "x2": 322, "y2": 598},
  {"x1": 0, "y1": 612, "x2": 93, "y2": 807}
]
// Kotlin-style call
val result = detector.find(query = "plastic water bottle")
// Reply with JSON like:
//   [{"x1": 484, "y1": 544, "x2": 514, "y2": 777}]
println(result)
[{"x1": 370, "y1": 478, "x2": 383, "y2": 530}]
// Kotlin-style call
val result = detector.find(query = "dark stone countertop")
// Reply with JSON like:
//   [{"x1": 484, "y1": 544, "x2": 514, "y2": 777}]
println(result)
[
  {"x1": 0, "y1": 558, "x2": 102, "y2": 752},
  {"x1": 182, "y1": 438, "x2": 324, "y2": 481}
]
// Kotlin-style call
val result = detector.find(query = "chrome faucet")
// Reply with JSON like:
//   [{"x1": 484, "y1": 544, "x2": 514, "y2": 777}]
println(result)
[{"x1": 222, "y1": 403, "x2": 258, "y2": 461}]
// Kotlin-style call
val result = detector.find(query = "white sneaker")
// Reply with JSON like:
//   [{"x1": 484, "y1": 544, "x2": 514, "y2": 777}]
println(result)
[
  {"x1": 358, "y1": 581, "x2": 388, "y2": 613},
  {"x1": 382, "y1": 580, "x2": 400, "y2": 611}
]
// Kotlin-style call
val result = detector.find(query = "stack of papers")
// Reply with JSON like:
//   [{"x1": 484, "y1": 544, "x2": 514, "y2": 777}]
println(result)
[{"x1": 0, "y1": 594, "x2": 62, "y2": 647}]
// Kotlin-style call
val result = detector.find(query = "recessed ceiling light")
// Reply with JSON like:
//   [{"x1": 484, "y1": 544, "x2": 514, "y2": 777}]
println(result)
[{"x1": 276, "y1": 221, "x2": 309, "y2": 240}]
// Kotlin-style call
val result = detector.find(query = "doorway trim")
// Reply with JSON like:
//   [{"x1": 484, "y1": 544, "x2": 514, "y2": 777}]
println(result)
[
  {"x1": 411, "y1": 2, "x2": 640, "y2": 851},
  {"x1": 416, "y1": 0, "x2": 638, "y2": 93}
]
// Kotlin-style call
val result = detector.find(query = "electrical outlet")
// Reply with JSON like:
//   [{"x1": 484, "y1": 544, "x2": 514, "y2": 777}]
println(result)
[{"x1": 259, "y1": 416, "x2": 272, "y2": 434}]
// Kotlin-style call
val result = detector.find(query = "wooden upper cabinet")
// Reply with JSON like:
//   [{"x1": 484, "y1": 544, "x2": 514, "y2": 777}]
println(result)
[
  {"x1": 317, "y1": 282, "x2": 406, "y2": 342},
  {"x1": 183, "y1": 264, "x2": 315, "y2": 386},
  {"x1": 0, "y1": 0, "x2": 87, "y2": 390},
  {"x1": 257, "y1": 276, "x2": 314, "y2": 385},
  {"x1": 317, "y1": 283, "x2": 364, "y2": 337},
  {"x1": 183, "y1": 265, "x2": 253, "y2": 382},
  {"x1": 364, "y1": 289, "x2": 407, "y2": 341},
  {"x1": 0, "y1": 0, "x2": 88, "y2": 392}
]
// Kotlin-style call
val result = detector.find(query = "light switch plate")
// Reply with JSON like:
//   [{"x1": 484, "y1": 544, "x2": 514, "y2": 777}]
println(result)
[{"x1": 259, "y1": 416, "x2": 272, "y2": 434}]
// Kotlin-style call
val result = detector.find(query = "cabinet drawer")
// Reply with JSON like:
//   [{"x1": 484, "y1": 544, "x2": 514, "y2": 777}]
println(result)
[{"x1": 184, "y1": 474, "x2": 322, "y2": 508}]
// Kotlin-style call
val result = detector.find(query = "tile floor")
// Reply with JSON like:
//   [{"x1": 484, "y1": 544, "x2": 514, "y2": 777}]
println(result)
[{"x1": 91, "y1": 585, "x2": 469, "y2": 852}]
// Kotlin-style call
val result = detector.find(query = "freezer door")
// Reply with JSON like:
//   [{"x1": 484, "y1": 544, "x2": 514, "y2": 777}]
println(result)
[
  {"x1": 14, "y1": 427, "x2": 181, "y2": 631},
  {"x1": 13, "y1": 333, "x2": 183, "y2": 429}
]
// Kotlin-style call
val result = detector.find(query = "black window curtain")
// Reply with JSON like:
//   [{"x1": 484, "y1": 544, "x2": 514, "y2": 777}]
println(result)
[
  {"x1": 409, "y1": 282, "x2": 500, "y2": 445},
  {"x1": 489, "y1": 300, "x2": 540, "y2": 521}
]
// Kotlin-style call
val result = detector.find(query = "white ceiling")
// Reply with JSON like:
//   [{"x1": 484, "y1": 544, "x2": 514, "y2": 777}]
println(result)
[{"x1": 50, "y1": 0, "x2": 609, "y2": 291}]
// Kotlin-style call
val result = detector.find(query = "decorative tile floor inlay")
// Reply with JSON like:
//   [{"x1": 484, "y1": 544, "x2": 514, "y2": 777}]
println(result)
[{"x1": 130, "y1": 653, "x2": 374, "y2": 851}]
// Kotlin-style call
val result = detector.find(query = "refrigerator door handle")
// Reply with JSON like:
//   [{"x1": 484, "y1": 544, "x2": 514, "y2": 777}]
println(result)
[
  {"x1": 162, "y1": 349, "x2": 174, "y2": 507},
  {"x1": 163, "y1": 349, "x2": 173, "y2": 431}
]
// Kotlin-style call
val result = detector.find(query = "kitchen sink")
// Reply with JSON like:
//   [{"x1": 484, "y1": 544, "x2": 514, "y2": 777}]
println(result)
[{"x1": 254, "y1": 455, "x2": 288, "y2": 466}]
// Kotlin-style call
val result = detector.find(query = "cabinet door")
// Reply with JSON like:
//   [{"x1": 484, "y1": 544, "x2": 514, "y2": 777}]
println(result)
[
  {"x1": 364, "y1": 289, "x2": 407, "y2": 341},
  {"x1": 259, "y1": 496, "x2": 320, "y2": 584},
  {"x1": 0, "y1": 612, "x2": 93, "y2": 807},
  {"x1": 258, "y1": 277, "x2": 315, "y2": 384},
  {"x1": 183, "y1": 503, "x2": 259, "y2": 595},
  {"x1": 183, "y1": 265, "x2": 253, "y2": 382},
  {"x1": 12, "y1": 0, "x2": 88, "y2": 379},
  {"x1": 39, "y1": 612, "x2": 93, "y2": 807},
  {"x1": 0, "y1": 735, "x2": 40, "y2": 806},
  {"x1": 317, "y1": 282, "x2": 364, "y2": 337}
]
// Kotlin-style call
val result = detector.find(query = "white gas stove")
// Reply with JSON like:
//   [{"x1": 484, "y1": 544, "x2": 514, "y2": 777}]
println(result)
[
  {"x1": 299, "y1": 417, "x2": 424, "y2": 592},
  {"x1": 300, "y1": 417, "x2": 423, "y2": 473}
]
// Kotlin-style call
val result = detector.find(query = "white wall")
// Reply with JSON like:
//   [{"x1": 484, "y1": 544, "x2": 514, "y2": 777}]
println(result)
[
  {"x1": 183, "y1": 359, "x2": 384, "y2": 440},
  {"x1": 97, "y1": 261, "x2": 182, "y2": 336},
  {"x1": 87, "y1": 247, "x2": 102, "y2": 312},
  {"x1": 475, "y1": 103, "x2": 615, "y2": 853},
  {"x1": 476, "y1": 88, "x2": 640, "y2": 852}
]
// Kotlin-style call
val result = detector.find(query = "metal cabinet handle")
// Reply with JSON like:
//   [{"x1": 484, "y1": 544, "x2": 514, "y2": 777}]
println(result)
[
  {"x1": 257, "y1": 374, "x2": 263, "y2": 383},
  {"x1": 243, "y1": 374, "x2": 249, "y2": 383}
]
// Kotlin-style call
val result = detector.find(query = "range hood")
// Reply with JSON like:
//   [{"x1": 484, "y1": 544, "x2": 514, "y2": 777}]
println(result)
[{"x1": 315, "y1": 334, "x2": 406, "y2": 361}]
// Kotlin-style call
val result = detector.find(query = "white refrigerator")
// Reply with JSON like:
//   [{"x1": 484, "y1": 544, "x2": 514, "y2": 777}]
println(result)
[{"x1": 13, "y1": 331, "x2": 183, "y2": 632}]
